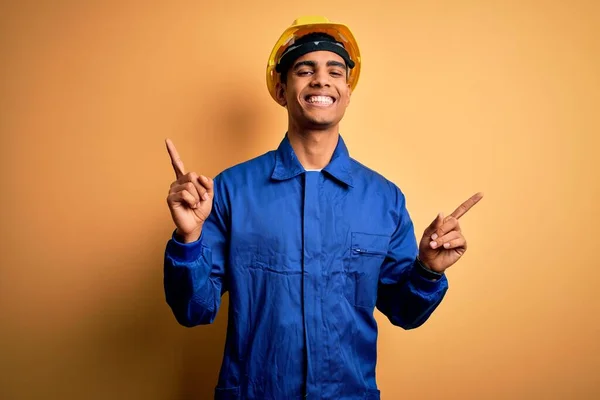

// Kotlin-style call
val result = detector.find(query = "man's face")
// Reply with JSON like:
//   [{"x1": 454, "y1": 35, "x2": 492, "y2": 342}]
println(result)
[{"x1": 276, "y1": 51, "x2": 351, "y2": 130}]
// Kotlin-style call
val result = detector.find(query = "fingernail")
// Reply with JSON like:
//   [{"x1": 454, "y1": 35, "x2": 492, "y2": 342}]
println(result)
[
  {"x1": 430, "y1": 241, "x2": 437, "y2": 248},
  {"x1": 431, "y1": 233, "x2": 438, "y2": 240},
  {"x1": 203, "y1": 193, "x2": 209, "y2": 200},
  {"x1": 444, "y1": 242, "x2": 450, "y2": 249}
]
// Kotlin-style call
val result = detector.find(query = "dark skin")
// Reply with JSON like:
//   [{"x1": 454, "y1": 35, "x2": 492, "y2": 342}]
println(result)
[
  {"x1": 165, "y1": 49, "x2": 483, "y2": 273},
  {"x1": 274, "y1": 51, "x2": 351, "y2": 170},
  {"x1": 276, "y1": 53, "x2": 351, "y2": 132},
  {"x1": 418, "y1": 193, "x2": 484, "y2": 273}
]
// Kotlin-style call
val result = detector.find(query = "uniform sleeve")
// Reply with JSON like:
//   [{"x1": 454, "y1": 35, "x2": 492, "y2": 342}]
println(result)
[
  {"x1": 163, "y1": 175, "x2": 229, "y2": 327},
  {"x1": 376, "y1": 187, "x2": 449, "y2": 330}
]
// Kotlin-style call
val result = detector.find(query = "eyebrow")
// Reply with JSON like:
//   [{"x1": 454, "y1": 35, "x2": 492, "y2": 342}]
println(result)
[
  {"x1": 327, "y1": 60, "x2": 347, "y2": 69},
  {"x1": 293, "y1": 60, "x2": 347, "y2": 70}
]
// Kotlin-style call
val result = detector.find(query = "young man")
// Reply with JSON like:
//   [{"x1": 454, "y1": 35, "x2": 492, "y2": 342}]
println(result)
[{"x1": 163, "y1": 16, "x2": 482, "y2": 400}]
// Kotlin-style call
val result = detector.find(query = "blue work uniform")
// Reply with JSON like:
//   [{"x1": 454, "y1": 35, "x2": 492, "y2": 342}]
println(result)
[{"x1": 164, "y1": 134, "x2": 448, "y2": 399}]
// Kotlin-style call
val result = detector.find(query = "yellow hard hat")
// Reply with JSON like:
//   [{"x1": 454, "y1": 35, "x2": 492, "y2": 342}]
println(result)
[{"x1": 266, "y1": 16, "x2": 361, "y2": 103}]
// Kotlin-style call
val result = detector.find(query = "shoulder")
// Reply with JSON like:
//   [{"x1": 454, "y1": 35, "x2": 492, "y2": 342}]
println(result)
[
  {"x1": 207, "y1": 151, "x2": 275, "y2": 215},
  {"x1": 214, "y1": 151, "x2": 276, "y2": 185},
  {"x1": 349, "y1": 157, "x2": 406, "y2": 201}
]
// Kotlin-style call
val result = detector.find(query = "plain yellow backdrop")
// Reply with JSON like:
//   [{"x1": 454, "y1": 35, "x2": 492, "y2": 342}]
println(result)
[{"x1": 1, "y1": 1, "x2": 598, "y2": 399}]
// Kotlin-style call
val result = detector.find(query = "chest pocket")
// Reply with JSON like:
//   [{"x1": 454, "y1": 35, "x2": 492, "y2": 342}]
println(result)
[{"x1": 345, "y1": 232, "x2": 390, "y2": 309}]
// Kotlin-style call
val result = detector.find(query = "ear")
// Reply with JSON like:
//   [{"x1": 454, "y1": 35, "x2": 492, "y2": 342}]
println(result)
[{"x1": 275, "y1": 82, "x2": 287, "y2": 107}]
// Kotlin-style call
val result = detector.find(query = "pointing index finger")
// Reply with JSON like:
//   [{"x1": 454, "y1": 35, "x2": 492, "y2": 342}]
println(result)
[
  {"x1": 450, "y1": 192, "x2": 484, "y2": 219},
  {"x1": 165, "y1": 138, "x2": 185, "y2": 179}
]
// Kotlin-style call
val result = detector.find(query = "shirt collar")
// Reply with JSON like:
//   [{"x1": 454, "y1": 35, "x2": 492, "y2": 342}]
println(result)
[{"x1": 271, "y1": 133, "x2": 354, "y2": 187}]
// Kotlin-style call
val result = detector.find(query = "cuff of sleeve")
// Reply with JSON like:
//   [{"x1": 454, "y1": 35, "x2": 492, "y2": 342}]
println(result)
[
  {"x1": 166, "y1": 230, "x2": 205, "y2": 263},
  {"x1": 410, "y1": 258, "x2": 447, "y2": 293}
]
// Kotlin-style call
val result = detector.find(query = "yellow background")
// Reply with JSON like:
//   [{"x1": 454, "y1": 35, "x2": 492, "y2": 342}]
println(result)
[{"x1": 1, "y1": 1, "x2": 598, "y2": 399}]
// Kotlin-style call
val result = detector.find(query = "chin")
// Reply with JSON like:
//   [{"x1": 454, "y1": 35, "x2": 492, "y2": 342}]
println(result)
[
  {"x1": 304, "y1": 119, "x2": 336, "y2": 130},
  {"x1": 303, "y1": 112, "x2": 340, "y2": 128}
]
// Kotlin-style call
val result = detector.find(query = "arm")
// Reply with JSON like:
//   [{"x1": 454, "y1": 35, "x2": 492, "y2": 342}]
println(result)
[
  {"x1": 164, "y1": 175, "x2": 229, "y2": 327},
  {"x1": 376, "y1": 188, "x2": 449, "y2": 330}
]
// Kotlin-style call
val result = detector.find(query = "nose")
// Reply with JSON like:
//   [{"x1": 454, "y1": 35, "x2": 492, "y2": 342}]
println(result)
[{"x1": 309, "y1": 69, "x2": 330, "y2": 88}]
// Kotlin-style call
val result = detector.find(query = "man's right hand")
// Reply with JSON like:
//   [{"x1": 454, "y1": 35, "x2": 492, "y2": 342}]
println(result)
[{"x1": 165, "y1": 138, "x2": 214, "y2": 243}]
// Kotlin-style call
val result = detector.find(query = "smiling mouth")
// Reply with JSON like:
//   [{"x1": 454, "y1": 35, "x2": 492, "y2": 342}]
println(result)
[{"x1": 305, "y1": 95, "x2": 335, "y2": 106}]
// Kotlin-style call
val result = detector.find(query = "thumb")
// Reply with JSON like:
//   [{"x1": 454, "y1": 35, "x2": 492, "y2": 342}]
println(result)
[
  {"x1": 424, "y1": 212, "x2": 444, "y2": 236},
  {"x1": 205, "y1": 176, "x2": 215, "y2": 197}
]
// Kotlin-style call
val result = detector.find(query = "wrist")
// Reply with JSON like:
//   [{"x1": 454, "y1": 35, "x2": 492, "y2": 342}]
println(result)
[
  {"x1": 415, "y1": 257, "x2": 444, "y2": 281},
  {"x1": 175, "y1": 225, "x2": 203, "y2": 244}
]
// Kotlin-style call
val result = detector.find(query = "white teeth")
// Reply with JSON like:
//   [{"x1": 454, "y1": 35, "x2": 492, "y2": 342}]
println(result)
[{"x1": 307, "y1": 96, "x2": 333, "y2": 105}]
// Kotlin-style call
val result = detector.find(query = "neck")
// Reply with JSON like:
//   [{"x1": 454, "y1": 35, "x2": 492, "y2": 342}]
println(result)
[{"x1": 287, "y1": 124, "x2": 339, "y2": 170}]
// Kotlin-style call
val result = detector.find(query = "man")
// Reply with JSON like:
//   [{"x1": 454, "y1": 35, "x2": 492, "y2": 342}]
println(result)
[{"x1": 163, "y1": 16, "x2": 482, "y2": 399}]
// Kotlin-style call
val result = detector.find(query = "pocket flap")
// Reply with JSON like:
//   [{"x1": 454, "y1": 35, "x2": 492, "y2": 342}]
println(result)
[{"x1": 351, "y1": 232, "x2": 389, "y2": 256}]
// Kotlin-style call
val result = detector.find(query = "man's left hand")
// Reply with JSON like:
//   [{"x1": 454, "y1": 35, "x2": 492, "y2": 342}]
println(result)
[{"x1": 418, "y1": 192, "x2": 484, "y2": 273}]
